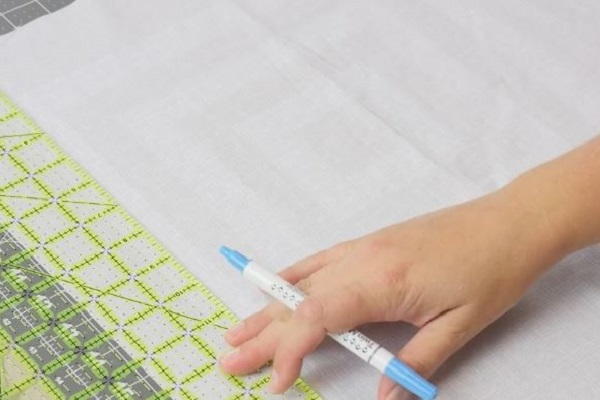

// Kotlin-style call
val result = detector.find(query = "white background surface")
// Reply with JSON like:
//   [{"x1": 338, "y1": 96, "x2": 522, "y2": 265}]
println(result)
[{"x1": 2, "y1": 1, "x2": 600, "y2": 398}]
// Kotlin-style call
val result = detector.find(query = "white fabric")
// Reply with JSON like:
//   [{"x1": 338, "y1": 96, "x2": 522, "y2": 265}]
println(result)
[{"x1": 2, "y1": 1, "x2": 600, "y2": 398}]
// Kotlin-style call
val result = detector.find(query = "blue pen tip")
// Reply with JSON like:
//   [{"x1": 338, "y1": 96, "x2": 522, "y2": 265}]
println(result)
[
  {"x1": 219, "y1": 246, "x2": 251, "y2": 272},
  {"x1": 218, "y1": 245, "x2": 232, "y2": 257},
  {"x1": 385, "y1": 358, "x2": 437, "y2": 400}
]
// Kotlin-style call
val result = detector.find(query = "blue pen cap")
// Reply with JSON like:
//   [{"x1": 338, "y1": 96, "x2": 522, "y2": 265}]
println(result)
[
  {"x1": 384, "y1": 358, "x2": 437, "y2": 400},
  {"x1": 219, "y1": 246, "x2": 251, "y2": 271}
]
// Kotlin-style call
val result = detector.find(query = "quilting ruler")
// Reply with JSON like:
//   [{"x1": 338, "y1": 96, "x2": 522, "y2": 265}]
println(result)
[{"x1": 0, "y1": 92, "x2": 321, "y2": 400}]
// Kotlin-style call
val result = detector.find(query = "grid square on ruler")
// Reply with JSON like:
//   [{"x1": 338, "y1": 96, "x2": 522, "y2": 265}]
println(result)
[
  {"x1": 21, "y1": 203, "x2": 74, "y2": 243},
  {"x1": 0, "y1": 193, "x2": 45, "y2": 220},
  {"x1": 36, "y1": 162, "x2": 86, "y2": 197},
  {"x1": 111, "y1": 235, "x2": 162, "y2": 273},
  {"x1": 95, "y1": 280, "x2": 151, "y2": 325},
  {"x1": 135, "y1": 263, "x2": 221, "y2": 322},
  {"x1": 2, "y1": 177, "x2": 48, "y2": 198},
  {"x1": 61, "y1": 184, "x2": 106, "y2": 204},
  {"x1": 0, "y1": 136, "x2": 31, "y2": 154},
  {"x1": 167, "y1": 285, "x2": 218, "y2": 323},
  {"x1": 75, "y1": 255, "x2": 127, "y2": 291},
  {"x1": 195, "y1": 324, "x2": 230, "y2": 358},
  {"x1": 65, "y1": 201, "x2": 114, "y2": 224},
  {"x1": 139, "y1": 262, "x2": 187, "y2": 300},
  {"x1": 45, "y1": 227, "x2": 99, "y2": 267},
  {"x1": 0, "y1": 112, "x2": 31, "y2": 135},
  {"x1": 127, "y1": 309, "x2": 180, "y2": 352},
  {"x1": 183, "y1": 367, "x2": 238, "y2": 399},
  {"x1": 22, "y1": 328, "x2": 70, "y2": 365},
  {"x1": 86, "y1": 209, "x2": 135, "y2": 248},
  {"x1": 154, "y1": 337, "x2": 211, "y2": 382},
  {"x1": 12, "y1": 136, "x2": 60, "y2": 172},
  {"x1": 0, "y1": 154, "x2": 22, "y2": 187}
]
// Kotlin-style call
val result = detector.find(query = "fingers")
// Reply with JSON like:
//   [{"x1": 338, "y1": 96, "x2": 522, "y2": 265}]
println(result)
[
  {"x1": 225, "y1": 302, "x2": 289, "y2": 347},
  {"x1": 220, "y1": 323, "x2": 281, "y2": 375},
  {"x1": 265, "y1": 287, "x2": 376, "y2": 393},
  {"x1": 223, "y1": 291, "x2": 360, "y2": 394},
  {"x1": 226, "y1": 247, "x2": 336, "y2": 346},
  {"x1": 226, "y1": 243, "x2": 336, "y2": 347},
  {"x1": 221, "y1": 299, "x2": 328, "y2": 390},
  {"x1": 222, "y1": 241, "x2": 360, "y2": 394},
  {"x1": 377, "y1": 306, "x2": 478, "y2": 400},
  {"x1": 268, "y1": 298, "x2": 328, "y2": 393},
  {"x1": 279, "y1": 241, "x2": 353, "y2": 284}
]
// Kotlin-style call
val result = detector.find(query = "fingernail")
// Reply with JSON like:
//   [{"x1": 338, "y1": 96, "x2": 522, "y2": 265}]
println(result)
[
  {"x1": 267, "y1": 370, "x2": 279, "y2": 393},
  {"x1": 225, "y1": 321, "x2": 245, "y2": 339},
  {"x1": 219, "y1": 348, "x2": 240, "y2": 366},
  {"x1": 385, "y1": 386, "x2": 414, "y2": 400}
]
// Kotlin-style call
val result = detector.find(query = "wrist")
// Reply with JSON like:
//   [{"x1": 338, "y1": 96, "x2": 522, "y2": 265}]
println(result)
[{"x1": 498, "y1": 164, "x2": 592, "y2": 268}]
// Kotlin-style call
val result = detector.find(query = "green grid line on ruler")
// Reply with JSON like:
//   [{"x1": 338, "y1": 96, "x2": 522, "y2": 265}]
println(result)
[{"x1": 0, "y1": 92, "x2": 321, "y2": 400}]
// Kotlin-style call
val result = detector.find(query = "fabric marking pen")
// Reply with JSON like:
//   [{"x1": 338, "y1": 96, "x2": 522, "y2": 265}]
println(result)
[{"x1": 219, "y1": 246, "x2": 437, "y2": 400}]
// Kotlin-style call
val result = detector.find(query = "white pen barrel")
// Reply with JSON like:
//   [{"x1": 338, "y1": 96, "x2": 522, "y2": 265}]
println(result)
[
  {"x1": 243, "y1": 261, "x2": 305, "y2": 309},
  {"x1": 243, "y1": 262, "x2": 388, "y2": 371}
]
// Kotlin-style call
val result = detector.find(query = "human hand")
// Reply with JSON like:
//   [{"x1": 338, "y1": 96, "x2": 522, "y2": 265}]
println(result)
[
  {"x1": 219, "y1": 134, "x2": 600, "y2": 399},
  {"x1": 219, "y1": 181, "x2": 573, "y2": 399}
]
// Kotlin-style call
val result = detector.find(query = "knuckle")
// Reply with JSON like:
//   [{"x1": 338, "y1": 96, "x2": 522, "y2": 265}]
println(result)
[
  {"x1": 296, "y1": 297, "x2": 324, "y2": 322},
  {"x1": 323, "y1": 287, "x2": 370, "y2": 332},
  {"x1": 364, "y1": 236, "x2": 393, "y2": 253},
  {"x1": 378, "y1": 265, "x2": 409, "y2": 287},
  {"x1": 312, "y1": 249, "x2": 331, "y2": 265},
  {"x1": 266, "y1": 303, "x2": 293, "y2": 322},
  {"x1": 328, "y1": 240, "x2": 354, "y2": 258},
  {"x1": 295, "y1": 277, "x2": 313, "y2": 292},
  {"x1": 275, "y1": 310, "x2": 293, "y2": 323},
  {"x1": 265, "y1": 302, "x2": 284, "y2": 317}
]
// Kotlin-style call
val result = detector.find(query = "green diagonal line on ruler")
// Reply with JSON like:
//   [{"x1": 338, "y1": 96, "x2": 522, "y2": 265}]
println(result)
[
  {"x1": 0, "y1": 132, "x2": 43, "y2": 139},
  {"x1": 0, "y1": 193, "x2": 116, "y2": 207},
  {"x1": 0, "y1": 262, "x2": 214, "y2": 325}
]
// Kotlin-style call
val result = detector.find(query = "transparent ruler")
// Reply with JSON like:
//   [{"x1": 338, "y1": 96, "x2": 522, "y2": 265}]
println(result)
[{"x1": 0, "y1": 92, "x2": 320, "y2": 400}]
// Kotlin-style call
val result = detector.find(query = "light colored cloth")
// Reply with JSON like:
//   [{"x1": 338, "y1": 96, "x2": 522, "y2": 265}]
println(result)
[{"x1": 2, "y1": 1, "x2": 600, "y2": 398}]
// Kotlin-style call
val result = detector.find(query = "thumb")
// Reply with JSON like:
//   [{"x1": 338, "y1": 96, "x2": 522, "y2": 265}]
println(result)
[{"x1": 378, "y1": 306, "x2": 478, "y2": 400}]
